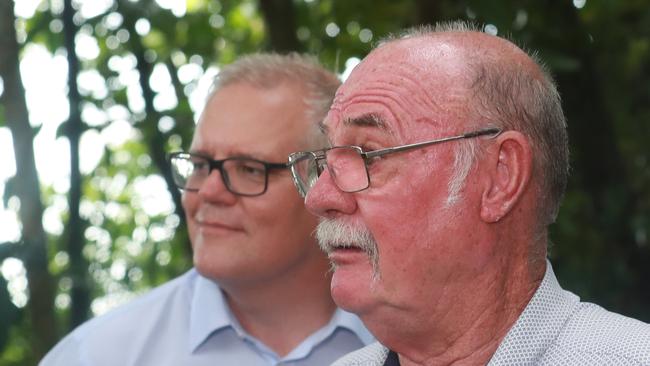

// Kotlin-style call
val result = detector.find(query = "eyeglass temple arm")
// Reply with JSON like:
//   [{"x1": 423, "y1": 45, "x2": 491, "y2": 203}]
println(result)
[
  {"x1": 463, "y1": 128, "x2": 502, "y2": 138},
  {"x1": 364, "y1": 128, "x2": 502, "y2": 159}
]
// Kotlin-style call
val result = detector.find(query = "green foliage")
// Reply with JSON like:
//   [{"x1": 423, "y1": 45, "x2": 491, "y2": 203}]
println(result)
[
  {"x1": 0, "y1": 321, "x2": 33, "y2": 366},
  {"x1": 24, "y1": 8, "x2": 61, "y2": 55},
  {"x1": 1, "y1": 0, "x2": 649, "y2": 364}
]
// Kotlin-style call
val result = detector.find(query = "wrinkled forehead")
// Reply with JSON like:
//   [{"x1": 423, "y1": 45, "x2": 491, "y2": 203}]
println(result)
[
  {"x1": 361, "y1": 36, "x2": 469, "y2": 75},
  {"x1": 326, "y1": 36, "x2": 474, "y2": 139}
]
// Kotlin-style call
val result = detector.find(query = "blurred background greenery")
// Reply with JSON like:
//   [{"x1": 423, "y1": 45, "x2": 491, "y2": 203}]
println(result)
[{"x1": 0, "y1": 0, "x2": 648, "y2": 364}]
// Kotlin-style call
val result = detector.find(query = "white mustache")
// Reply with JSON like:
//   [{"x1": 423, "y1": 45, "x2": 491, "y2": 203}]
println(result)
[{"x1": 315, "y1": 218, "x2": 380, "y2": 277}]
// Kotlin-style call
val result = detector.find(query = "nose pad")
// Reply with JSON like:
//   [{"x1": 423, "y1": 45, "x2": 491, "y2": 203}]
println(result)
[
  {"x1": 309, "y1": 158, "x2": 328, "y2": 192},
  {"x1": 305, "y1": 168, "x2": 357, "y2": 218}
]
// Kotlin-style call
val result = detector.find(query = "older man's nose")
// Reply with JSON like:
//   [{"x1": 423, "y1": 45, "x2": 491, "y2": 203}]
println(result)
[{"x1": 305, "y1": 168, "x2": 357, "y2": 219}]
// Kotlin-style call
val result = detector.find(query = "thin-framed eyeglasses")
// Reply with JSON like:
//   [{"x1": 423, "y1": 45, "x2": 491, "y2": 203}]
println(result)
[
  {"x1": 287, "y1": 127, "x2": 502, "y2": 197},
  {"x1": 168, "y1": 152, "x2": 289, "y2": 197}
]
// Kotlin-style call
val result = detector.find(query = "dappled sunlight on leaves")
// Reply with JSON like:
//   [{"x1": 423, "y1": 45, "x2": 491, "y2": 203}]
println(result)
[{"x1": 1, "y1": 0, "x2": 649, "y2": 364}]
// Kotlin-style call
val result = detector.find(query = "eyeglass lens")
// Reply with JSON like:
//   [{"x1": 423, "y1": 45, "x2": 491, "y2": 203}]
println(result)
[
  {"x1": 291, "y1": 147, "x2": 369, "y2": 197},
  {"x1": 327, "y1": 147, "x2": 369, "y2": 193},
  {"x1": 170, "y1": 154, "x2": 268, "y2": 195},
  {"x1": 290, "y1": 128, "x2": 500, "y2": 197}
]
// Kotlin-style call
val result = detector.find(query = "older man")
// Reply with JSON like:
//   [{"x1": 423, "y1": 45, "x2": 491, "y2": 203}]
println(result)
[
  {"x1": 288, "y1": 22, "x2": 650, "y2": 365},
  {"x1": 41, "y1": 53, "x2": 371, "y2": 366}
]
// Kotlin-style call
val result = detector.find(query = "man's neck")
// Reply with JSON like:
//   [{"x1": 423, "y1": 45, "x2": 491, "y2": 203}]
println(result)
[
  {"x1": 220, "y1": 262, "x2": 336, "y2": 357},
  {"x1": 376, "y1": 256, "x2": 546, "y2": 366}
]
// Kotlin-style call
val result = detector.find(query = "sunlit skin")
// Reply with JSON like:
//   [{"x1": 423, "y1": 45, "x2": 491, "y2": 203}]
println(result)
[
  {"x1": 183, "y1": 82, "x2": 335, "y2": 356},
  {"x1": 305, "y1": 33, "x2": 547, "y2": 365}
]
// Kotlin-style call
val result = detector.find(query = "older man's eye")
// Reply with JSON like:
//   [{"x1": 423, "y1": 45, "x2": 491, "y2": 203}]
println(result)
[
  {"x1": 362, "y1": 150, "x2": 386, "y2": 167},
  {"x1": 366, "y1": 155, "x2": 384, "y2": 165}
]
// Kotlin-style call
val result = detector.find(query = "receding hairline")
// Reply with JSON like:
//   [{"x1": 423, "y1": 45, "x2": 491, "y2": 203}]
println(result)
[
  {"x1": 356, "y1": 21, "x2": 568, "y2": 228},
  {"x1": 376, "y1": 23, "x2": 549, "y2": 84}
]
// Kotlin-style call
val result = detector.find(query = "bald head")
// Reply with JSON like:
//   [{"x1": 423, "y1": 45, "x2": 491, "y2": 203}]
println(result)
[{"x1": 337, "y1": 22, "x2": 569, "y2": 228}]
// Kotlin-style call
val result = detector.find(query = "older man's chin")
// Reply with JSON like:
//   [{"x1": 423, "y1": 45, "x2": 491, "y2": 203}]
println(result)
[{"x1": 328, "y1": 256, "x2": 382, "y2": 313}]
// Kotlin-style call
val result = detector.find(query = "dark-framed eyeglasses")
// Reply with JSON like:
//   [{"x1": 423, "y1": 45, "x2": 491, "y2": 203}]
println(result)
[
  {"x1": 287, "y1": 128, "x2": 502, "y2": 197},
  {"x1": 168, "y1": 152, "x2": 289, "y2": 197}
]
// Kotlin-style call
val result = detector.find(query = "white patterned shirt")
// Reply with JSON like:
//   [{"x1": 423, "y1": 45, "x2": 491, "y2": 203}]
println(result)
[{"x1": 332, "y1": 261, "x2": 650, "y2": 365}]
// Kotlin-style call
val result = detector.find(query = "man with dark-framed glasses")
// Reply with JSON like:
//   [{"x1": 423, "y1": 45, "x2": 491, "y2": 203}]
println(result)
[
  {"x1": 41, "y1": 53, "x2": 371, "y2": 366},
  {"x1": 289, "y1": 21, "x2": 650, "y2": 366}
]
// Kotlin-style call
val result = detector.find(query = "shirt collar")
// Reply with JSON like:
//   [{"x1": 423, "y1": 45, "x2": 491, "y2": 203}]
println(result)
[
  {"x1": 488, "y1": 260, "x2": 580, "y2": 365},
  {"x1": 188, "y1": 270, "x2": 374, "y2": 354},
  {"x1": 281, "y1": 307, "x2": 375, "y2": 361},
  {"x1": 330, "y1": 307, "x2": 375, "y2": 345},
  {"x1": 188, "y1": 271, "x2": 234, "y2": 352}
]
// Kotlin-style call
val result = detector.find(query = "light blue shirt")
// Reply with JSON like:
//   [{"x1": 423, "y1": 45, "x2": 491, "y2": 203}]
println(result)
[{"x1": 40, "y1": 269, "x2": 373, "y2": 366}]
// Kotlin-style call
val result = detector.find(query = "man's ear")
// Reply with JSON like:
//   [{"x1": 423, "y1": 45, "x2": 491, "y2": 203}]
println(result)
[{"x1": 480, "y1": 131, "x2": 533, "y2": 223}]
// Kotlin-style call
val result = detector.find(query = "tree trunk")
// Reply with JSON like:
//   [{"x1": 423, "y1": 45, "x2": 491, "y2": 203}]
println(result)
[
  {"x1": 63, "y1": 0, "x2": 91, "y2": 329},
  {"x1": 0, "y1": 0, "x2": 58, "y2": 359},
  {"x1": 258, "y1": 0, "x2": 302, "y2": 52},
  {"x1": 118, "y1": 0, "x2": 192, "y2": 260}
]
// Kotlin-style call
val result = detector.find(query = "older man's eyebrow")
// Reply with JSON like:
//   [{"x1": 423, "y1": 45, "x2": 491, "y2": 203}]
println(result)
[{"x1": 343, "y1": 113, "x2": 388, "y2": 130}]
